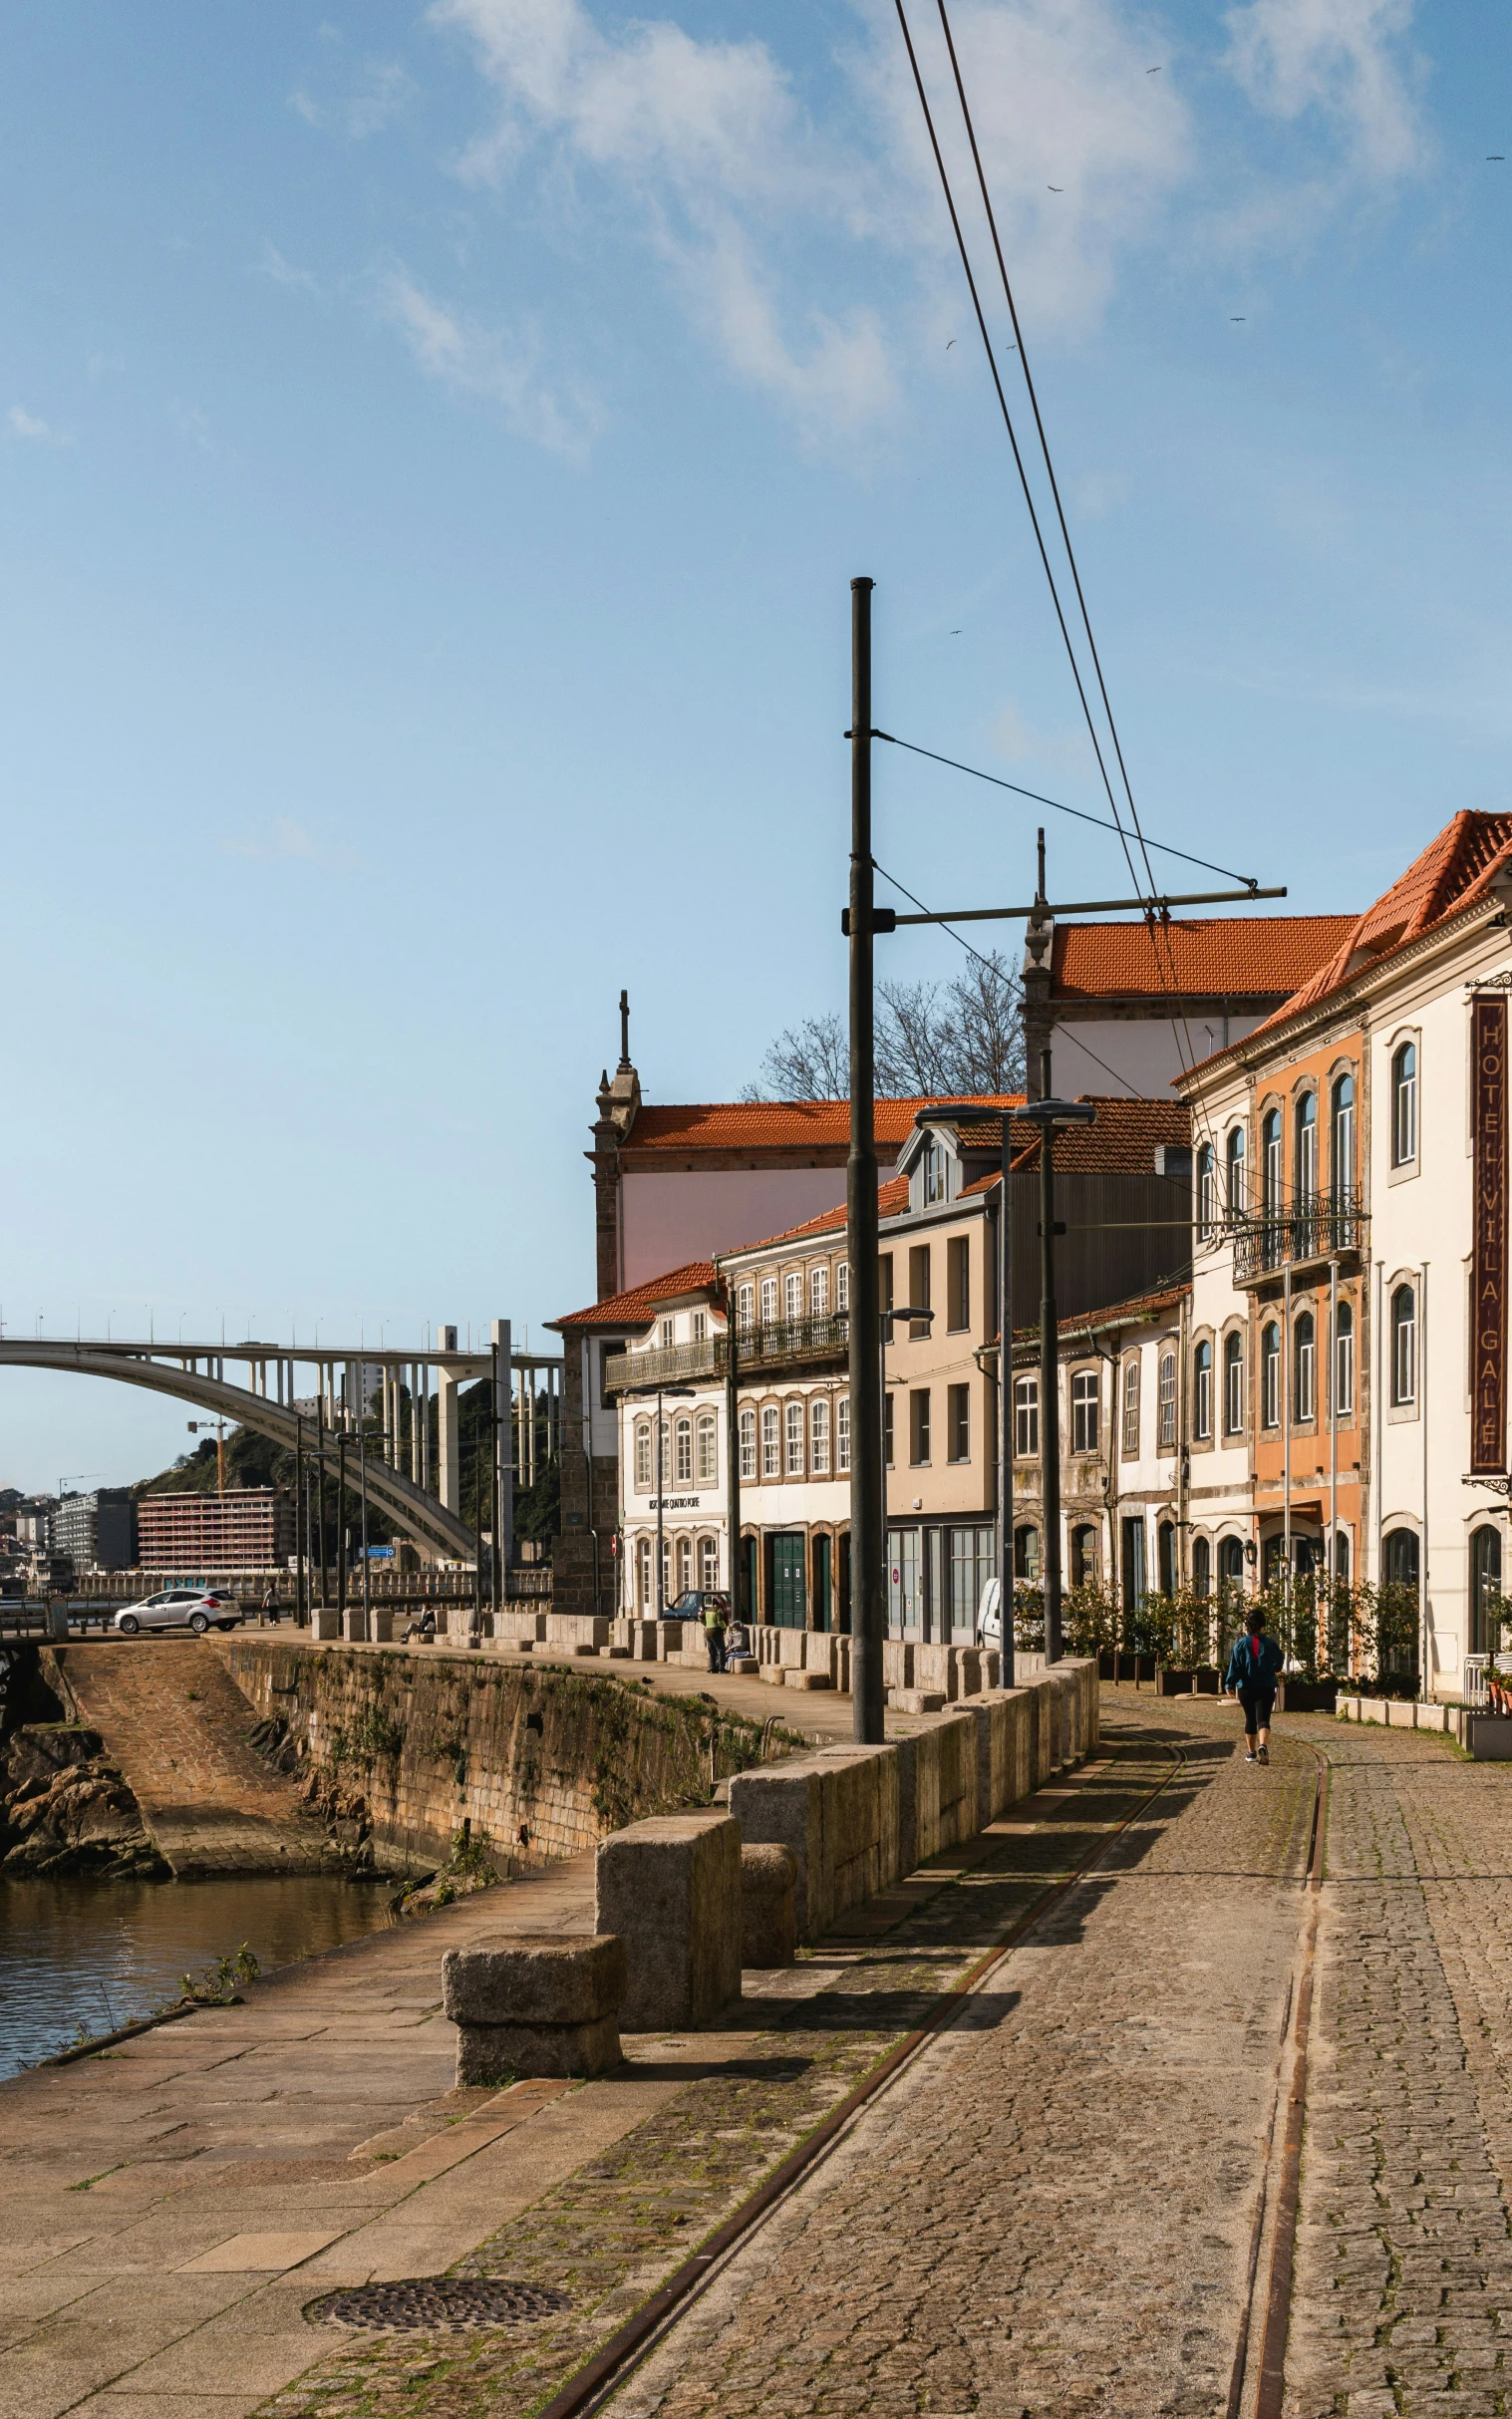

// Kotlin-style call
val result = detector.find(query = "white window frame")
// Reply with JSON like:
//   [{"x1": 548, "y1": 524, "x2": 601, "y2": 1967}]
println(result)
[
  {"x1": 1295, "y1": 1091, "x2": 1318, "y2": 1205},
  {"x1": 634, "y1": 1420, "x2": 652, "y2": 1490},
  {"x1": 1226, "y1": 1125, "x2": 1246, "y2": 1215},
  {"x1": 1294, "y1": 1313, "x2": 1315, "y2": 1424},
  {"x1": 759, "y1": 1276, "x2": 778, "y2": 1327},
  {"x1": 1223, "y1": 1332, "x2": 1244, "y2": 1435},
  {"x1": 761, "y1": 1404, "x2": 780, "y2": 1477},
  {"x1": 696, "y1": 1411, "x2": 717, "y2": 1484},
  {"x1": 699, "y1": 1535, "x2": 719, "y2": 1590},
  {"x1": 836, "y1": 1396, "x2": 851, "y2": 1472},
  {"x1": 739, "y1": 1406, "x2": 756, "y2": 1481},
  {"x1": 1391, "y1": 1042, "x2": 1418, "y2": 1168},
  {"x1": 1158, "y1": 1352, "x2": 1177, "y2": 1447},
  {"x1": 1334, "y1": 1303, "x2": 1355, "y2": 1418},
  {"x1": 810, "y1": 1396, "x2": 830, "y2": 1473},
  {"x1": 810, "y1": 1263, "x2": 830, "y2": 1318},
  {"x1": 737, "y1": 1283, "x2": 755, "y2": 1332},
  {"x1": 1262, "y1": 1323, "x2": 1281, "y2": 1429},
  {"x1": 1193, "y1": 1342, "x2": 1212, "y2": 1443},
  {"x1": 659, "y1": 1317, "x2": 675, "y2": 1351},
  {"x1": 1391, "y1": 1284, "x2": 1416, "y2": 1405},
  {"x1": 1070, "y1": 1369, "x2": 1098, "y2": 1454},
  {"x1": 1197, "y1": 1144, "x2": 1216, "y2": 1241},
  {"x1": 837, "y1": 1262, "x2": 850, "y2": 1313},
  {"x1": 1121, "y1": 1357, "x2": 1140, "y2": 1456},
  {"x1": 1015, "y1": 1374, "x2": 1039, "y2": 1459},
  {"x1": 674, "y1": 1415, "x2": 693, "y2": 1486},
  {"x1": 785, "y1": 1399, "x2": 805, "y2": 1475}
]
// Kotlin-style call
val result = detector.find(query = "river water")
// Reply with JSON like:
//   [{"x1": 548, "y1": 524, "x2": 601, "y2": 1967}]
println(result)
[{"x1": 0, "y1": 1873, "x2": 397, "y2": 2080}]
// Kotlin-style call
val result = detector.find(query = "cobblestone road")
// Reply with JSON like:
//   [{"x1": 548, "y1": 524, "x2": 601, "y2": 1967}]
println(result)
[{"x1": 239, "y1": 1695, "x2": 1512, "y2": 2419}]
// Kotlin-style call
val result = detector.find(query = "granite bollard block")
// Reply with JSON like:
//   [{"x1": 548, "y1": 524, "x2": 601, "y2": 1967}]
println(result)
[
  {"x1": 595, "y1": 1811, "x2": 742, "y2": 2030},
  {"x1": 741, "y1": 1841, "x2": 797, "y2": 1967},
  {"x1": 442, "y1": 1932, "x2": 626, "y2": 2083}
]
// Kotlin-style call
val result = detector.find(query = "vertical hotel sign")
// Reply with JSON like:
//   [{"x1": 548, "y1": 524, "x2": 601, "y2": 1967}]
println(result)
[{"x1": 1472, "y1": 993, "x2": 1509, "y2": 1473}]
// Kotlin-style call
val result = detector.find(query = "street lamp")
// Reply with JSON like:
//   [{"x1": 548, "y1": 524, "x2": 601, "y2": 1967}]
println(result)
[{"x1": 1015, "y1": 1068, "x2": 1096, "y2": 1663}]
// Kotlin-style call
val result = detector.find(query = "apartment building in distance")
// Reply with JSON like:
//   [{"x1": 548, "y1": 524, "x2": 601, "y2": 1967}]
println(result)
[
  {"x1": 52, "y1": 1488, "x2": 136, "y2": 1572},
  {"x1": 136, "y1": 1488, "x2": 295, "y2": 1572}
]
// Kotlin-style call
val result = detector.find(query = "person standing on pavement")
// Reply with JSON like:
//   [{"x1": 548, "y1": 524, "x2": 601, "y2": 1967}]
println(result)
[
  {"x1": 702, "y1": 1594, "x2": 727, "y2": 1673},
  {"x1": 1224, "y1": 1606, "x2": 1284, "y2": 1764},
  {"x1": 261, "y1": 1583, "x2": 280, "y2": 1628}
]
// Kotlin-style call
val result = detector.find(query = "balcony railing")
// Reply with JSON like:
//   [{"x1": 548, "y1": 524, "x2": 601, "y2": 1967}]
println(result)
[
  {"x1": 603, "y1": 1312, "x2": 850, "y2": 1396},
  {"x1": 1229, "y1": 1192, "x2": 1366, "y2": 1284}
]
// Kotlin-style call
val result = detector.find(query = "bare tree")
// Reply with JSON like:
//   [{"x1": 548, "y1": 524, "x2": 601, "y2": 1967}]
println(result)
[{"x1": 745, "y1": 952, "x2": 1023, "y2": 1100}]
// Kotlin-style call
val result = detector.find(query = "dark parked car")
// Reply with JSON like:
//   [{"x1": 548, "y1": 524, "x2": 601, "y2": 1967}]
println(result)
[{"x1": 666, "y1": 1590, "x2": 730, "y2": 1625}]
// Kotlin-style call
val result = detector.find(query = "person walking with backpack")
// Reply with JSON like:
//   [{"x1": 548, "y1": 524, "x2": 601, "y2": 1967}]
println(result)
[{"x1": 1224, "y1": 1607, "x2": 1285, "y2": 1763}]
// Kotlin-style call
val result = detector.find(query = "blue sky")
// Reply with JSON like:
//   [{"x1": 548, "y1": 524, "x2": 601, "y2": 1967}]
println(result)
[{"x1": 1, "y1": 0, "x2": 1508, "y2": 1488}]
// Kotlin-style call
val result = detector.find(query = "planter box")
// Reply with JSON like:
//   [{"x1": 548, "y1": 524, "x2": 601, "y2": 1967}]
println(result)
[
  {"x1": 1099, "y1": 1654, "x2": 1156, "y2": 1682},
  {"x1": 1155, "y1": 1667, "x2": 1195, "y2": 1696},
  {"x1": 1468, "y1": 1714, "x2": 1512, "y2": 1760},
  {"x1": 1278, "y1": 1680, "x2": 1338, "y2": 1714},
  {"x1": 1192, "y1": 1668, "x2": 1221, "y2": 1694}
]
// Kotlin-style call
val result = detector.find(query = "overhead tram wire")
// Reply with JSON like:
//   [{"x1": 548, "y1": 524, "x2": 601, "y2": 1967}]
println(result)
[
  {"x1": 890, "y1": 0, "x2": 1144, "y2": 906},
  {"x1": 870, "y1": 730, "x2": 1260, "y2": 890},
  {"x1": 918, "y1": 0, "x2": 1236, "y2": 1141}
]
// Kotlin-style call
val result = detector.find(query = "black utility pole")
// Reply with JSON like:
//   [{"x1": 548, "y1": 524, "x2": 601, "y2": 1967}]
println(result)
[
  {"x1": 336, "y1": 1432, "x2": 347, "y2": 1625},
  {"x1": 1017, "y1": 1067, "x2": 1095, "y2": 1665},
  {"x1": 723, "y1": 1282, "x2": 742, "y2": 1622},
  {"x1": 1038, "y1": 1050, "x2": 1061, "y2": 1663},
  {"x1": 316, "y1": 1407, "x2": 328, "y2": 1609},
  {"x1": 294, "y1": 1414, "x2": 306, "y2": 1626},
  {"x1": 847, "y1": 575, "x2": 884, "y2": 1745}
]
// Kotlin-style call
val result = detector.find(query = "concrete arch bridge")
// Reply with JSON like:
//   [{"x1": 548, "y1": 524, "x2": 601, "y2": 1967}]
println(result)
[{"x1": 0, "y1": 1327, "x2": 562, "y2": 1564}]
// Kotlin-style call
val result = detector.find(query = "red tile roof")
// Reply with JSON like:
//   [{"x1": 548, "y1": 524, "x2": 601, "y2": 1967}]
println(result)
[
  {"x1": 622, "y1": 1096, "x2": 1021, "y2": 1154},
  {"x1": 997, "y1": 1095, "x2": 1191, "y2": 1174},
  {"x1": 551, "y1": 1262, "x2": 718, "y2": 1332},
  {"x1": 1255, "y1": 811, "x2": 1512, "y2": 1034},
  {"x1": 1051, "y1": 916, "x2": 1355, "y2": 1004}
]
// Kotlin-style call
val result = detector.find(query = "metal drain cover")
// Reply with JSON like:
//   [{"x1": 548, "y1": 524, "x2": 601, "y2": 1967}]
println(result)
[{"x1": 309, "y1": 2277, "x2": 569, "y2": 2332}]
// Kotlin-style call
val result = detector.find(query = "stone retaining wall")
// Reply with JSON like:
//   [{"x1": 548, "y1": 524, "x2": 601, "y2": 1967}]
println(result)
[
  {"x1": 729, "y1": 1660, "x2": 1097, "y2": 1943},
  {"x1": 226, "y1": 1640, "x2": 784, "y2": 1873}
]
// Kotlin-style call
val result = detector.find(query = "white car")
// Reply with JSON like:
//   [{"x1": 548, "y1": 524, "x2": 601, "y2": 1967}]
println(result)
[{"x1": 114, "y1": 1588, "x2": 242, "y2": 1637}]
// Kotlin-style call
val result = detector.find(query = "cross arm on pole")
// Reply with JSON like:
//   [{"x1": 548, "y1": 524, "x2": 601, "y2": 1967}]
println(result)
[{"x1": 853, "y1": 883, "x2": 1287, "y2": 933}]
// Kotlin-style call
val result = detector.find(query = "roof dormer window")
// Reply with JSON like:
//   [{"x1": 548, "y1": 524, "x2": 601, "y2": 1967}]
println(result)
[{"x1": 924, "y1": 1136, "x2": 950, "y2": 1205}]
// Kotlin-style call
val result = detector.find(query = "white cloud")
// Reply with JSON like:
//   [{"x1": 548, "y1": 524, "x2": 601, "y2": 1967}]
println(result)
[
  {"x1": 170, "y1": 402, "x2": 214, "y2": 453},
  {"x1": 1225, "y1": 0, "x2": 1427, "y2": 176},
  {"x1": 379, "y1": 266, "x2": 603, "y2": 457},
  {"x1": 860, "y1": 0, "x2": 1194, "y2": 331},
  {"x1": 347, "y1": 61, "x2": 416, "y2": 139},
  {"x1": 289, "y1": 87, "x2": 322, "y2": 127},
  {"x1": 430, "y1": 0, "x2": 894, "y2": 438},
  {"x1": 254, "y1": 243, "x2": 320, "y2": 295},
  {"x1": 8, "y1": 407, "x2": 71, "y2": 445},
  {"x1": 222, "y1": 816, "x2": 353, "y2": 866},
  {"x1": 991, "y1": 698, "x2": 1088, "y2": 770}
]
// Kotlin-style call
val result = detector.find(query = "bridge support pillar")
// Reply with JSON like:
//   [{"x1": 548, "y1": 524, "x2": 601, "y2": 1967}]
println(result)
[{"x1": 437, "y1": 1327, "x2": 459, "y2": 1519}]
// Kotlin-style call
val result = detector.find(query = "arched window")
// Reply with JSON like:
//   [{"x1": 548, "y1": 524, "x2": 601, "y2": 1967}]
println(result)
[
  {"x1": 1157, "y1": 1521, "x2": 1176, "y2": 1595},
  {"x1": 1391, "y1": 1042, "x2": 1417, "y2": 1167},
  {"x1": 739, "y1": 1406, "x2": 756, "y2": 1481},
  {"x1": 1471, "y1": 1525, "x2": 1503, "y2": 1656},
  {"x1": 1295, "y1": 1090, "x2": 1318, "y2": 1205},
  {"x1": 810, "y1": 1264, "x2": 829, "y2": 1318},
  {"x1": 1333, "y1": 1529, "x2": 1350, "y2": 1583},
  {"x1": 1015, "y1": 1375, "x2": 1040, "y2": 1458},
  {"x1": 634, "y1": 1420, "x2": 652, "y2": 1490},
  {"x1": 1294, "y1": 1311, "x2": 1315, "y2": 1423},
  {"x1": 1014, "y1": 1524, "x2": 1041, "y2": 1580},
  {"x1": 674, "y1": 1415, "x2": 693, "y2": 1486},
  {"x1": 737, "y1": 1282, "x2": 755, "y2": 1332},
  {"x1": 1331, "y1": 1072, "x2": 1356, "y2": 1199},
  {"x1": 1121, "y1": 1357, "x2": 1140, "y2": 1454},
  {"x1": 759, "y1": 1276, "x2": 778, "y2": 1327},
  {"x1": 1334, "y1": 1301, "x2": 1354, "y2": 1419},
  {"x1": 1226, "y1": 1124, "x2": 1247, "y2": 1215},
  {"x1": 1262, "y1": 1322, "x2": 1281, "y2": 1428},
  {"x1": 1159, "y1": 1350, "x2": 1178, "y2": 1446},
  {"x1": 699, "y1": 1536, "x2": 719, "y2": 1591},
  {"x1": 1262, "y1": 1108, "x2": 1283, "y2": 1216},
  {"x1": 1069, "y1": 1524, "x2": 1096, "y2": 1587},
  {"x1": 760, "y1": 1403, "x2": 779, "y2": 1477},
  {"x1": 836, "y1": 1397, "x2": 851, "y2": 1472},
  {"x1": 783, "y1": 1271, "x2": 803, "y2": 1325},
  {"x1": 810, "y1": 1396, "x2": 830, "y2": 1474},
  {"x1": 677, "y1": 1536, "x2": 693, "y2": 1594},
  {"x1": 837, "y1": 1262, "x2": 850, "y2": 1313},
  {"x1": 1224, "y1": 1331, "x2": 1244, "y2": 1434},
  {"x1": 784, "y1": 1399, "x2": 804, "y2": 1475},
  {"x1": 1192, "y1": 1535, "x2": 1211, "y2": 1598},
  {"x1": 1219, "y1": 1534, "x2": 1246, "y2": 1606},
  {"x1": 696, "y1": 1412, "x2": 717, "y2": 1484},
  {"x1": 637, "y1": 1534, "x2": 653, "y2": 1613},
  {"x1": 1192, "y1": 1342, "x2": 1212, "y2": 1441},
  {"x1": 1070, "y1": 1369, "x2": 1099, "y2": 1453},
  {"x1": 1197, "y1": 1143, "x2": 1216, "y2": 1240},
  {"x1": 1391, "y1": 1284, "x2": 1416, "y2": 1405},
  {"x1": 1381, "y1": 1528, "x2": 1420, "y2": 1680}
]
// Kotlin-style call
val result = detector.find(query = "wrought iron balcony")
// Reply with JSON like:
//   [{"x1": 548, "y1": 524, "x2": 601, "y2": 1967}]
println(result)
[
  {"x1": 1230, "y1": 1192, "x2": 1366, "y2": 1285},
  {"x1": 603, "y1": 1312, "x2": 850, "y2": 1396}
]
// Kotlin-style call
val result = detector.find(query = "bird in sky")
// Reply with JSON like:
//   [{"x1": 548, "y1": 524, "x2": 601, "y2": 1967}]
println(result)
[
  {"x1": 1048, "y1": 184, "x2": 1063, "y2": 192},
  {"x1": 951, "y1": 629, "x2": 962, "y2": 635},
  {"x1": 1490, "y1": 154, "x2": 1506, "y2": 160},
  {"x1": 1147, "y1": 65, "x2": 1163, "y2": 73},
  {"x1": 1232, "y1": 316, "x2": 1246, "y2": 322},
  {"x1": 946, "y1": 339, "x2": 955, "y2": 349}
]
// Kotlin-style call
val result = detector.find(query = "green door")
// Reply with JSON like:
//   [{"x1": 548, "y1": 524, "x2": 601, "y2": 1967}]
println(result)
[
  {"x1": 768, "y1": 1534, "x2": 806, "y2": 1630},
  {"x1": 812, "y1": 1534, "x2": 831, "y2": 1633}
]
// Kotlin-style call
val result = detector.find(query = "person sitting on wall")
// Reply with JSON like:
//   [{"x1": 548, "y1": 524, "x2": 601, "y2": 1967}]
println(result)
[
  {"x1": 703, "y1": 1594, "x2": 728, "y2": 1673},
  {"x1": 402, "y1": 1607, "x2": 438, "y2": 1645},
  {"x1": 724, "y1": 1614, "x2": 751, "y2": 1668}
]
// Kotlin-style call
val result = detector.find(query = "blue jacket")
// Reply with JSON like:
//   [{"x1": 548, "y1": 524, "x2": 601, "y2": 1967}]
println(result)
[{"x1": 1225, "y1": 1632, "x2": 1284, "y2": 1692}]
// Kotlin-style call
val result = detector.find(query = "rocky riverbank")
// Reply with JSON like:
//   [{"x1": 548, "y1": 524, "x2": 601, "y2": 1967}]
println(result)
[{"x1": 0, "y1": 1724, "x2": 164, "y2": 1877}]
